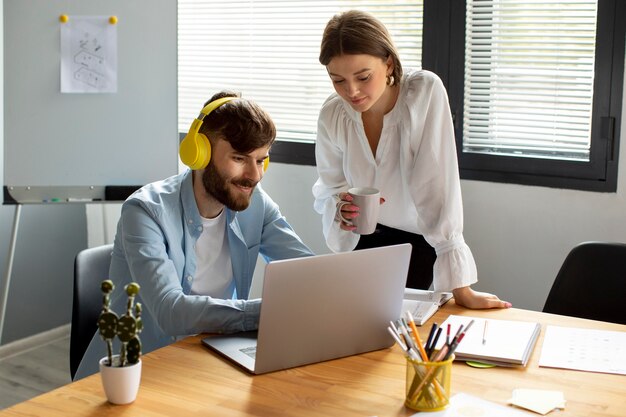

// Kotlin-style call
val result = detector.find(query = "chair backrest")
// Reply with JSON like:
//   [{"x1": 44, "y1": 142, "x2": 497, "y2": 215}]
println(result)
[
  {"x1": 543, "y1": 241, "x2": 626, "y2": 325},
  {"x1": 70, "y1": 244, "x2": 114, "y2": 380}
]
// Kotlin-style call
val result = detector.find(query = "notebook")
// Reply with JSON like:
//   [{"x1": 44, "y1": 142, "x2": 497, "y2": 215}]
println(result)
[
  {"x1": 435, "y1": 315, "x2": 541, "y2": 367},
  {"x1": 202, "y1": 243, "x2": 412, "y2": 374}
]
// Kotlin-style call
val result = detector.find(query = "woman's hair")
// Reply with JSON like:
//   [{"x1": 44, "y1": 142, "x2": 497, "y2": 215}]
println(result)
[
  {"x1": 199, "y1": 91, "x2": 276, "y2": 153},
  {"x1": 319, "y1": 10, "x2": 403, "y2": 83}
]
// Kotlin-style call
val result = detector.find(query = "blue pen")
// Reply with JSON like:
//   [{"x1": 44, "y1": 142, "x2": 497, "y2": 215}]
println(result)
[
  {"x1": 425, "y1": 323, "x2": 438, "y2": 353},
  {"x1": 428, "y1": 327, "x2": 443, "y2": 359}
]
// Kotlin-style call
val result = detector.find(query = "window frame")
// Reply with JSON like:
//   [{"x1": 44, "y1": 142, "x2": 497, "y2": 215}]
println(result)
[{"x1": 428, "y1": 0, "x2": 624, "y2": 192}]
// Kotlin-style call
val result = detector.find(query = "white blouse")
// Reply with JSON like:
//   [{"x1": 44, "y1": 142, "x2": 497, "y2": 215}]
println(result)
[{"x1": 312, "y1": 69, "x2": 477, "y2": 292}]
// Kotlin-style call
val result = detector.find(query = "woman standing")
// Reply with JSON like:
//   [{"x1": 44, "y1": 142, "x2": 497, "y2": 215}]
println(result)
[{"x1": 312, "y1": 10, "x2": 510, "y2": 309}]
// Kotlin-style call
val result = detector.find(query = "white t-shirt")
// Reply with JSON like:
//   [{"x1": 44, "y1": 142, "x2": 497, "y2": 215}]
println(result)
[
  {"x1": 312, "y1": 69, "x2": 477, "y2": 292},
  {"x1": 192, "y1": 209, "x2": 235, "y2": 298}
]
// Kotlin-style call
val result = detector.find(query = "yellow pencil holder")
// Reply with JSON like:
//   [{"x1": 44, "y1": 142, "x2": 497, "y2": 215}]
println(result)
[{"x1": 405, "y1": 354, "x2": 454, "y2": 412}]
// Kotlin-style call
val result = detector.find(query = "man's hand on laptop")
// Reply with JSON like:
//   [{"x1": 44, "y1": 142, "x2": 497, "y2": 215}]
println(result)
[{"x1": 452, "y1": 286, "x2": 512, "y2": 309}]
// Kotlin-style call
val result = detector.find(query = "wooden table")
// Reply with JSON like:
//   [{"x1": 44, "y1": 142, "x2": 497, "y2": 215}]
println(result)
[{"x1": 2, "y1": 302, "x2": 625, "y2": 416}]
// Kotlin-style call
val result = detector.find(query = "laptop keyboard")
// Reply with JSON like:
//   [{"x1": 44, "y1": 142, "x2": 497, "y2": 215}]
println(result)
[{"x1": 240, "y1": 346, "x2": 257, "y2": 359}]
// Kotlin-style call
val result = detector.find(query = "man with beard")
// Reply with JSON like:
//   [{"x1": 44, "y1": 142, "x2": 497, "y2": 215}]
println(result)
[{"x1": 74, "y1": 92, "x2": 313, "y2": 380}]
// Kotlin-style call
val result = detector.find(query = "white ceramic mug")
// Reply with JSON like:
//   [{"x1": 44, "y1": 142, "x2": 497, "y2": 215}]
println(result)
[{"x1": 337, "y1": 187, "x2": 381, "y2": 235}]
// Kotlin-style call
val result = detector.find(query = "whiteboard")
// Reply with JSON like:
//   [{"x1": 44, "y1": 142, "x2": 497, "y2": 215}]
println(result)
[{"x1": 3, "y1": 0, "x2": 177, "y2": 203}]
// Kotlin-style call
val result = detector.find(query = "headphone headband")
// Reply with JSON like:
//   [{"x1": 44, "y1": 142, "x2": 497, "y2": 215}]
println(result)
[
  {"x1": 179, "y1": 96, "x2": 269, "y2": 172},
  {"x1": 198, "y1": 96, "x2": 238, "y2": 120}
]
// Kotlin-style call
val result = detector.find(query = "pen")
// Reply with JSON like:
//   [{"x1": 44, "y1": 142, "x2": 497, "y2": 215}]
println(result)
[
  {"x1": 426, "y1": 322, "x2": 437, "y2": 352},
  {"x1": 446, "y1": 323, "x2": 451, "y2": 346},
  {"x1": 444, "y1": 319, "x2": 474, "y2": 360},
  {"x1": 453, "y1": 323, "x2": 464, "y2": 340},
  {"x1": 446, "y1": 319, "x2": 473, "y2": 352},
  {"x1": 389, "y1": 320, "x2": 400, "y2": 336},
  {"x1": 388, "y1": 326, "x2": 422, "y2": 361},
  {"x1": 397, "y1": 320, "x2": 419, "y2": 354},
  {"x1": 428, "y1": 327, "x2": 443, "y2": 360},
  {"x1": 425, "y1": 322, "x2": 438, "y2": 353},
  {"x1": 387, "y1": 326, "x2": 407, "y2": 351},
  {"x1": 443, "y1": 332, "x2": 466, "y2": 361},
  {"x1": 482, "y1": 320, "x2": 488, "y2": 345},
  {"x1": 67, "y1": 197, "x2": 95, "y2": 202}
]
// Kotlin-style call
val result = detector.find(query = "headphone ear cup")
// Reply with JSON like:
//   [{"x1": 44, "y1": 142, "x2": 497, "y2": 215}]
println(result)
[
  {"x1": 263, "y1": 156, "x2": 269, "y2": 172},
  {"x1": 181, "y1": 96, "x2": 238, "y2": 170},
  {"x1": 179, "y1": 132, "x2": 197, "y2": 168},
  {"x1": 179, "y1": 130, "x2": 211, "y2": 170},
  {"x1": 194, "y1": 133, "x2": 211, "y2": 170}
]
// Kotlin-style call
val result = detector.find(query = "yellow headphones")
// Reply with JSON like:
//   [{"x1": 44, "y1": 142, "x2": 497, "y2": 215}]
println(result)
[{"x1": 179, "y1": 97, "x2": 269, "y2": 171}]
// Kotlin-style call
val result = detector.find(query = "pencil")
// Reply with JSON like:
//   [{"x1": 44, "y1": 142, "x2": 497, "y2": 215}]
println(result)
[{"x1": 406, "y1": 311, "x2": 430, "y2": 362}]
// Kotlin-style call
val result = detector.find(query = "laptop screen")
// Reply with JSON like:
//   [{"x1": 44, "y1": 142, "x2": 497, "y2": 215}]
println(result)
[{"x1": 203, "y1": 243, "x2": 412, "y2": 374}]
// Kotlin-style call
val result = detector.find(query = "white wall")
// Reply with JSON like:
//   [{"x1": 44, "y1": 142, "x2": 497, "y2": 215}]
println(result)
[
  {"x1": 85, "y1": 204, "x2": 121, "y2": 247},
  {"x1": 461, "y1": 174, "x2": 626, "y2": 311}
]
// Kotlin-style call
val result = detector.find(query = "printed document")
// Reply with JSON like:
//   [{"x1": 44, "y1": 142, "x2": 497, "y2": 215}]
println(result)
[{"x1": 539, "y1": 325, "x2": 626, "y2": 375}]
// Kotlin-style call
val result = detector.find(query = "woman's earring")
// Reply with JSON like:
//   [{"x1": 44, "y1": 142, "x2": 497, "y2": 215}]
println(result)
[{"x1": 386, "y1": 74, "x2": 395, "y2": 86}]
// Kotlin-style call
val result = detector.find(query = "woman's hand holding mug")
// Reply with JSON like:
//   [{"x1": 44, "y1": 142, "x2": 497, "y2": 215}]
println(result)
[{"x1": 336, "y1": 187, "x2": 383, "y2": 234}]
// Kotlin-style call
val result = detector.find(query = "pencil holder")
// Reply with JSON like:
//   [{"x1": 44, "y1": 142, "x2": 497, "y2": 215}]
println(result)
[{"x1": 405, "y1": 354, "x2": 454, "y2": 412}]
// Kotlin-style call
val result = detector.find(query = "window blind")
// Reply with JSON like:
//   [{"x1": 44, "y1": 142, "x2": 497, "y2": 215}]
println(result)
[
  {"x1": 178, "y1": 0, "x2": 423, "y2": 143},
  {"x1": 463, "y1": 0, "x2": 598, "y2": 161}
]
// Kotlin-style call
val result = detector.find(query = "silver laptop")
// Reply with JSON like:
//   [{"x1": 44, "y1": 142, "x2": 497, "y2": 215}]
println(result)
[{"x1": 202, "y1": 243, "x2": 412, "y2": 374}]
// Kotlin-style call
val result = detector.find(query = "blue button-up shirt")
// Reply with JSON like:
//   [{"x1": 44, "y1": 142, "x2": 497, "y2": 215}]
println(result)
[{"x1": 75, "y1": 169, "x2": 313, "y2": 379}]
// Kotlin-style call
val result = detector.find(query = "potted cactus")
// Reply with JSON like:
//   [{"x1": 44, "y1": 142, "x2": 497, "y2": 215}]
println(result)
[{"x1": 97, "y1": 280, "x2": 143, "y2": 404}]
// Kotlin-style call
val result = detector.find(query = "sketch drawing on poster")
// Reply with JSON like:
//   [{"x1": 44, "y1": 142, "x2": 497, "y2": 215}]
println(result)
[{"x1": 60, "y1": 15, "x2": 118, "y2": 93}]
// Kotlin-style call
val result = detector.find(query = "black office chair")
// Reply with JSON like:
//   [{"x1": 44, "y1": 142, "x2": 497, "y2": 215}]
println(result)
[
  {"x1": 543, "y1": 241, "x2": 626, "y2": 325},
  {"x1": 70, "y1": 244, "x2": 114, "y2": 380}
]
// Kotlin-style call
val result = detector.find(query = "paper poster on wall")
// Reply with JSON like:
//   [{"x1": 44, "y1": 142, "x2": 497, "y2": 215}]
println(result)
[{"x1": 60, "y1": 15, "x2": 118, "y2": 93}]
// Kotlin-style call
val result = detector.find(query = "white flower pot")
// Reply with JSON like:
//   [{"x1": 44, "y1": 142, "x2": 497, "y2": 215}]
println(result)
[{"x1": 99, "y1": 355, "x2": 142, "y2": 404}]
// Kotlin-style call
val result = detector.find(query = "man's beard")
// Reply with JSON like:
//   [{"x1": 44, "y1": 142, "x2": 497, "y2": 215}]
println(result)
[{"x1": 201, "y1": 161, "x2": 257, "y2": 211}]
